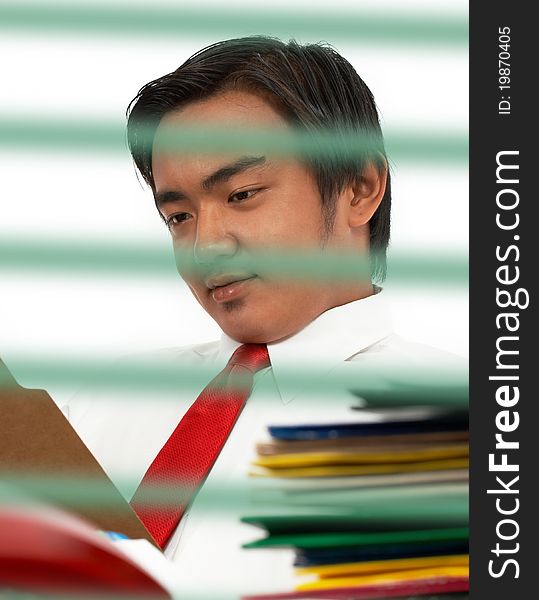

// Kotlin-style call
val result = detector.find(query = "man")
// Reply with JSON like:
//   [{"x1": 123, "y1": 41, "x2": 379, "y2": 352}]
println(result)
[{"x1": 68, "y1": 37, "x2": 461, "y2": 595}]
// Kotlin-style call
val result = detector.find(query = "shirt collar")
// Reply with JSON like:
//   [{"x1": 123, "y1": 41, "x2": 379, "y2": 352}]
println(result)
[{"x1": 218, "y1": 289, "x2": 393, "y2": 404}]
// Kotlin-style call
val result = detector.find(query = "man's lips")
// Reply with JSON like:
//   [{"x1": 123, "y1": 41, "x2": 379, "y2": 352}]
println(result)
[
  {"x1": 204, "y1": 273, "x2": 257, "y2": 289},
  {"x1": 205, "y1": 273, "x2": 258, "y2": 303}
]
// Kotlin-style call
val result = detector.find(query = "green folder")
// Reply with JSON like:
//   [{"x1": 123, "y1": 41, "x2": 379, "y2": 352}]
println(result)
[
  {"x1": 350, "y1": 379, "x2": 468, "y2": 409},
  {"x1": 242, "y1": 526, "x2": 469, "y2": 550},
  {"x1": 241, "y1": 502, "x2": 468, "y2": 535},
  {"x1": 244, "y1": 482, "x2": 468, "y2": 529}
]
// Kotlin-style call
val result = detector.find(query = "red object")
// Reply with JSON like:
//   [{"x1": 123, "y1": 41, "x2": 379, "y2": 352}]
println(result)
[
  {"x1": 241, "y1": 576, "x2": 469, "y2": 600},
  {"x1": 0, "y1": 506, "x2": 170, "y2": 597},
  {"x1": 131, "y1": 343, "x2": 270, "y2": 548}
]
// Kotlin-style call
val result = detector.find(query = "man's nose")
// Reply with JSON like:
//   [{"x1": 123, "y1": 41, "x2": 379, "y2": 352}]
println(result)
[{"x1": 192, "y1": 208, "x2": 238, "y2": 265}]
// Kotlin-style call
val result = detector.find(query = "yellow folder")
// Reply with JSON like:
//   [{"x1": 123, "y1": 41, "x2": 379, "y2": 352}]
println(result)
[
  {"x1": 254, "y1": 445, "x2": 469, "y2": 469},
  {"x1": 250, "y1": 457, "x2": 469, "y2": 478},
  {"x1": 296, "y1": 565, "x2": 469, "y2": 591}
]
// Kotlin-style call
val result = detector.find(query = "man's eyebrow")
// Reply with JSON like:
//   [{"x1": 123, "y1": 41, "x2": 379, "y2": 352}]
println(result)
[
  {"x1": 154, "y1": 190, "x2": 188, "y2": 210},
  {"x1": 201, "y1": 155, "x2": 266, "y2": 191},
  {"x1": 154, "y1": 155, "x2": 267, "y2": 211}
]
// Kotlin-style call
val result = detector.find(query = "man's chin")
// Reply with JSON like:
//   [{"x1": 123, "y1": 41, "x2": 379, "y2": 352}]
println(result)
[{"x1": 215, "y1": 308, "x2": 275, "y2": 344}]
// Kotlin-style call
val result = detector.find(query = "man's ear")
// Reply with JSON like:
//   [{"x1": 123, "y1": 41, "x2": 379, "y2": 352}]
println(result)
[{"x1": 347, "y1": 159, "x2": 387, "y2": 228}]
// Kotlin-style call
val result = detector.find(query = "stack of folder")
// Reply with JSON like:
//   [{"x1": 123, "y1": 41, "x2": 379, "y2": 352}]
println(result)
[{"x1": 242, "y1": 400, "x2": 469, "y2": 600}]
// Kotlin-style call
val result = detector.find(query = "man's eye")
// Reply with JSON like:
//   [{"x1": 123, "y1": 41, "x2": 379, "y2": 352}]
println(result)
[
  {"x1": 166, "y1": 213, "x2": 191, "y2": 227},
  {"x1": 229, "y1": 189, "x2": 259, "y2": 203}
]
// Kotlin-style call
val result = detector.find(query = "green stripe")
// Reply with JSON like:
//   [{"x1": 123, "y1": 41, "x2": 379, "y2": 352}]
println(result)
[
  {"x1": 0, "y1": 3, "x2": 468, "y2": 46},
  {"x1": 1, "y1": 354, "x2": 468, "y2": 406},
  {"x1": 0, "y1": 117, "x2": 467, "y2": 163},
  {"x1": 0, "y1": 238, "x2": 468, "y2": 285},
  {"x1": 0, "y1": 477, "x2": 468, "y2": 512}
]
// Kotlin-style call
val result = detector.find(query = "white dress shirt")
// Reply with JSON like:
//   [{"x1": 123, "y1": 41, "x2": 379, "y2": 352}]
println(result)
[{"x1": 66, "y1": 292, "x2": 464, "y2": 597}]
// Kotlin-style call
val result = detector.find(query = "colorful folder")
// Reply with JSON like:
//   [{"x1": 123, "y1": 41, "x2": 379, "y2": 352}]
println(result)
[{"x1": 242, "y1": 392, "x2": 469, "y2": 599}]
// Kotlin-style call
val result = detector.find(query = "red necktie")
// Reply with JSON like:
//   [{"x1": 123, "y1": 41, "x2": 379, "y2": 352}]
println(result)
[{"x1": 130, "y1": 343, "x2": 270, "y2": 549}]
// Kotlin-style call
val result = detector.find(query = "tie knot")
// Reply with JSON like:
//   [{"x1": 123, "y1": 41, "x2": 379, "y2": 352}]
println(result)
[{"x1": 228, "y1": 344, "x2": 270, "y2": 373}]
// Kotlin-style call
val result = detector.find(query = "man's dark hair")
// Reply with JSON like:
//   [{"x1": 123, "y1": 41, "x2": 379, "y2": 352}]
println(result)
[{"x1": 127, "y1": 36, "x2": 391, "y2": 280}]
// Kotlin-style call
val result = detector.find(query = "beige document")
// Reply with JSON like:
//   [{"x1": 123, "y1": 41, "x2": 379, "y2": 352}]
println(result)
[{"x1": 0, "y1": 358, "x2": 156, "y2": 545}]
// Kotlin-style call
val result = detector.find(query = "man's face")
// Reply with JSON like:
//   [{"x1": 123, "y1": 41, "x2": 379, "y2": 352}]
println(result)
[{"x1": 152, "y1": 90, "x2": 366, "y2": 343}]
